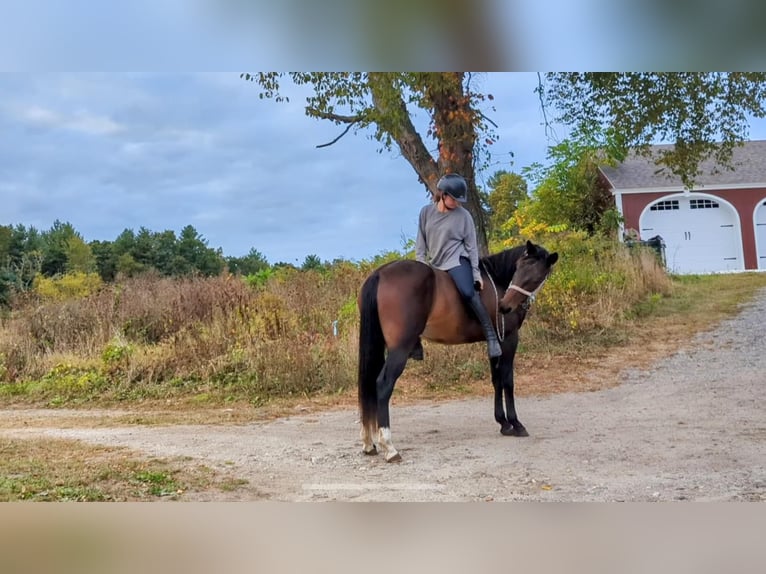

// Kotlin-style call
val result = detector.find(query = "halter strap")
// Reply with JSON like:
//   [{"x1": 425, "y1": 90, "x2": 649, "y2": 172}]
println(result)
[
  {"x1": 480, "y1": 262, "x2": 550, "y2": 332},
  {"x1": 506, "y1": 276, "x2": 549, "y2": 310},
  {"x1": 506, "y1": 284, "x2": 534, "y2": 297}
]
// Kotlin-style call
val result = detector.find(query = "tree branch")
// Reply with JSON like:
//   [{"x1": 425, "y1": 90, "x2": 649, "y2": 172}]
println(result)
[
  {"x1": 537, "y1": 72, "x2": 553, "y2": 138},
  {"x1": 306, "y1": 107, "x2": 363, "y2": 124},
  {"x1": 479, "y1": 112, "x2": 498, "y2": 129},
  {"x1": 316, "y1": 122, "x2": 356, "y2": 148}
]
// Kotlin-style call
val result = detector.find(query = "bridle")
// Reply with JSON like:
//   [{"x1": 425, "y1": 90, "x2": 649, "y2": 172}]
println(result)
[
  {"x1": 506, "y1": 276, "x2": 549, "y2": 311},
  {"x1": 481, "y1": 262, "x2": 550, "y2": 342}
]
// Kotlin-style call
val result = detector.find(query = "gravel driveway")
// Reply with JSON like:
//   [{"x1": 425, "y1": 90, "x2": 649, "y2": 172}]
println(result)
[{"x1": 3, "y1": 289, "x2": 765, "y2": 501}]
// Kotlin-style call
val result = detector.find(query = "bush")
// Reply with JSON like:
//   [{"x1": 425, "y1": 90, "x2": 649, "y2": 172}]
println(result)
[{"x1": 33, "y1": 272, "x2": 103, "y2": 301}]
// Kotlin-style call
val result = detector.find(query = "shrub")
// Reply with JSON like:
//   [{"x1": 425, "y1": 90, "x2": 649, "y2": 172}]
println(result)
[{"x1": 33, "y1": 272, "x2": 103, "y2": 301}]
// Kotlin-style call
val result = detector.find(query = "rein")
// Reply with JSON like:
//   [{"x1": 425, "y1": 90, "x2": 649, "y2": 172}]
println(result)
[{"x1": 481, "y1": 262, "x2": 505, "y2": 342}]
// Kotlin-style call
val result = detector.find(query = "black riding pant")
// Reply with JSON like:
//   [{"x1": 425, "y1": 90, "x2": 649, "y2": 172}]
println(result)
[{"x1": 447, "y1": 256, "x2": 476, "y2": 301}]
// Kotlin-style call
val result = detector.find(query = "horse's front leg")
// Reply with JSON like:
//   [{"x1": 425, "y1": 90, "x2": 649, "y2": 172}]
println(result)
[{"x1": 492, "y1": 338, "x2": 528, "y2": 437}]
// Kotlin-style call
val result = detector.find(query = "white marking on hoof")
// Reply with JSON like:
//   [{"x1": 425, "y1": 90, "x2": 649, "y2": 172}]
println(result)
[
  {"x1": 360, "y1": 422, "x2": 377, "y2": 454},
  {"x1": 378, "y1": 427, "x2": 400, "y2": 462}
]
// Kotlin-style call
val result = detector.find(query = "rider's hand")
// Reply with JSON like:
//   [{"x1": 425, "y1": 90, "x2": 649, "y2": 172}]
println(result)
[{"x1": 474, "y1": 279, "x2": 484, "y2": 291}]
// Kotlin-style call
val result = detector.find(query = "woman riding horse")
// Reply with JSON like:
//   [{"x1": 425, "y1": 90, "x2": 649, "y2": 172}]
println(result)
[{"x1": 415, "y1": 173, "x2": 502, "y2": 359}]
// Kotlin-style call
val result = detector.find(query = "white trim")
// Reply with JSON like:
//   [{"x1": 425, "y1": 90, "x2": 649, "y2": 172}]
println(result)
[
  {"x1": 754, "y1": 198, "x2": 766, "y2": 271},
  {"x1": 609, "y1": 182, "x2": 766, "y2": 195},
  {"x1": 614, "y1": 190, "x2": 626, "y2": 241}
]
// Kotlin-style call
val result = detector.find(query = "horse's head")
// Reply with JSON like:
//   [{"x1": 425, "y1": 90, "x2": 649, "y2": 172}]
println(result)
[{"x1": 499, "y1": 240, "x2": 558, "y2": 314}]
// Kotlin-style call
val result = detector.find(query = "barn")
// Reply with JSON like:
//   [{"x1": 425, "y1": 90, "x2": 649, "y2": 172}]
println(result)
[{"x1": 599, "y1": 140, "x2": 766, "y2": 274}]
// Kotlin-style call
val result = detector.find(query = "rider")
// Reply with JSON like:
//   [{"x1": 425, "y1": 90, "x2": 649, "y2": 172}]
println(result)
[{"x1": 415, "y1": 173, "x2": 502, "y2": 359}]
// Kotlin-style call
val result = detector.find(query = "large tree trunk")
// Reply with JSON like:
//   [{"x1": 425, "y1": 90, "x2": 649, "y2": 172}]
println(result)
[
  {"x1": 427, "y1": 73, "x2": 489, "y2": 256},
  {"x1": 368, "y1": 72, "x2": 490, "y2": 256}
]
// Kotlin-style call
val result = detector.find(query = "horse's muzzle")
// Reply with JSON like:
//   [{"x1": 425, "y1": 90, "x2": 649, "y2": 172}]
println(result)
[{"x1": 499, "y1": 302, "x2": 515, "y2": 314}]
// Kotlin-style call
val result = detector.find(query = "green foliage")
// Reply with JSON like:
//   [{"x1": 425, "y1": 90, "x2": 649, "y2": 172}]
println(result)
[
  {"x1": 33, "y1": 272, "x2": 103, "y2": 301},
  {"x1": 39, "y1": 363, "x2": 108, "y2": 401},
  {"x1": 65, "y1": 235, "x2": 96, "y2": 273},
  {"x1": 484, "y1": 170, "x2": 528, "y2": 239},
  {"x1": 227, "y1": 248, "x2": 269, "y2": 275},
  {"x1": 245, "y1": 268, "x2": 275, "y2": 289},
  {"x1": 520, "y1": 127, "x2": 622, "y2": 236},
  {"x1": 90, "y1": 239, "x2": 117, "y2": 281},
  {"x1": 301, "y1": 254, "x2": 325, "y2": 271},
  {"x1": 132, "y1": 470, "x2": 180, "y2": 497},
  {"x1": 524, "y1": 231, "x2": 671, "y2": 336},
  {"x1": 101, "y1": 337, "x2": 134, "y2": 374},
  {"x1": 544, "y1": 72, "x2": 766, "y2": 187},
  {"x1": 0, "y1": 269, "x2": 15, "y2": 307}
]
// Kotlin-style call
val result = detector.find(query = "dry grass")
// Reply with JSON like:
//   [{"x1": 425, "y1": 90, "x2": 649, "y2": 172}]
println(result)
[
  {"x1": 2, "y1": 269, "x2": 760, "y2": 429},
  {"x1": 0, "y1": 436, "x2": 254, "y2": 501},
  {"x1": 1, "y1": 243, "x2": 765, "y2": 416}
]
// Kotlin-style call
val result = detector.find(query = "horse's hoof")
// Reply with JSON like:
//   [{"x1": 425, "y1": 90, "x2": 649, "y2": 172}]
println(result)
[
  {"x1": 363, "y1": 446, "x2": 378, "y2": 456},
  {"x1": 501, "y1": 425, "x2": 529, "y2": 437},
  {"x1": 386, "y1": 452, "x2": 402, "y2": 463},
  {"x1": 408, "y1": 345, "x2": 424, "y2": 361}
]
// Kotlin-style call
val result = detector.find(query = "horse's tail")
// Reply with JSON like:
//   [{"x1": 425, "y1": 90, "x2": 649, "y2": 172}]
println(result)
[{"x1": 358, "y1": 271, "x2": 385, "y2": 430}]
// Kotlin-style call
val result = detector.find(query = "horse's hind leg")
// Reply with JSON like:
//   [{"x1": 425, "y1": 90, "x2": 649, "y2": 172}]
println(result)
[
  {"x1": 376, "y1": 348, "x2": 410, "y2": 462},
  {"x1": 360, "y1": 421, "x2": 377, "y2": 455}
]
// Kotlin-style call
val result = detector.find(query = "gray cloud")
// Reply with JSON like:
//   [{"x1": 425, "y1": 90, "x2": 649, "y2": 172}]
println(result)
[{"x1": 0, "y1": 73, "x2": 567, "y2": 263}]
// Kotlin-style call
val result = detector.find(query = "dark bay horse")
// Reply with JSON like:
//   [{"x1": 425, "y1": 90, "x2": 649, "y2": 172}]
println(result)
[{"x1": 357, "y1": 240, "x2": 558, "y2": 462}]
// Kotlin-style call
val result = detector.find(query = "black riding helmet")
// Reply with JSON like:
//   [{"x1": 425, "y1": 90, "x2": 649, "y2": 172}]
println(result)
[{"x1": 437, "y1": 173, "x2": 468, "y2": 203}]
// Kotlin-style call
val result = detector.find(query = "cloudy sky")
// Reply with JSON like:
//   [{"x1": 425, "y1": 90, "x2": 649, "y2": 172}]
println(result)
[
  {"x1": 4, "y1": 72, "x2": 766, "y2": 265},
  {"x1": 0, "y1": 72, "x2": 561, "y2": 264}
]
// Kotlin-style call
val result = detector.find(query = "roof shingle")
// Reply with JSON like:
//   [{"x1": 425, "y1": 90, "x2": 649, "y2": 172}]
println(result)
[{"x1": 599, "y1": 140, "x2": 766, "y2": 189}]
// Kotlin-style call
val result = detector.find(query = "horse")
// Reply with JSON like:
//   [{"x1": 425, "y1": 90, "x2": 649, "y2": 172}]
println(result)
[{"x1": 357, "y1": 240, "x2": 559, "y2": 462}]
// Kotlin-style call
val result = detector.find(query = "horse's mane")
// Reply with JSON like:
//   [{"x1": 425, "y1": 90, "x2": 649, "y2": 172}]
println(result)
[{"x1": 480, "y1": 243, "x2": 550, "y2": 288}]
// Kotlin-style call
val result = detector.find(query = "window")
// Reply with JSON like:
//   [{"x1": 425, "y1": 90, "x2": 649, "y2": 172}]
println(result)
[
  {"x1": 650, "y1": 200, "x2": 679, "y2": 211},
  {"x1": 689, "y1": 199, "x2": 719, "y2": 209}
]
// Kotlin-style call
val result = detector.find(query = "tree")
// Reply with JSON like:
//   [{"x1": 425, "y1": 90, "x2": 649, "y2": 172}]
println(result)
[
  {"x1": 517, "y1": 124, "x2": 625, "y2": 236},
  {"x1": 227, "y1": 248, "x2": 269, "y2": 276},
  {"x1": 301, "y1": 254, "x2": 324, "y2": 271},
  {"x1": 243, "y1": 72, "x2": 498, "y2": 254},
  {"x1": 244, "y1": 72, "x2": 766, "y2": 252},
  {"x1": 484, "y1": 171, "x2": 528, "y2": 239},
  {"x1": 153, "y1": 230, "x2": 179, "y2": 275},
  {"x1": 0, "y1": 226, "x2": 11, "y2": 264},
  {"x1": 132, "y1": 227, "x2": 157, "y2": 268},
  {"x1": 65, "y1": 235, "x2": 96, "y2": 273},
  {"x1": 41, "y1": 220, "x2": 79, "y2": 276},
  {"x1": 543, "y1": 72, "x2": 766, "y2": 187},
  {"x1": 177, "y1": 225, "x2": 225, "y2": 276},
  {"x1": 90, "y1": 240, "x2": 117, "y2": 282}
]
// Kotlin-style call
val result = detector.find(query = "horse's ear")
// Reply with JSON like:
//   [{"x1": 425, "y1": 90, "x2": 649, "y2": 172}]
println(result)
[
  {"x1": 547, "y1": 252, "x2": 559, "y2": 266},
  {"x1": 525, "y1": 240, "x2": 537, "y2": 256}
]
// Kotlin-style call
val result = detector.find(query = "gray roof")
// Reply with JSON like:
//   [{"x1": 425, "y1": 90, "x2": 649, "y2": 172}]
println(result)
[{"x1": 599, "y1": 140, "x2": 766, "y2": 189}]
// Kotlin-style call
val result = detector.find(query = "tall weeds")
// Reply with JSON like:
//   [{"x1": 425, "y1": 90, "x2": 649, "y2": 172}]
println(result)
[{"x1": 0, "y1": 237, "x2": 672, "y2": 404}]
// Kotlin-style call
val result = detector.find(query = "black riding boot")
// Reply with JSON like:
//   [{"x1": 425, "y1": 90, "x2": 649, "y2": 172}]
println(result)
[{"x1": 468, "y1": 293, "x2": 502, "y2": 359}]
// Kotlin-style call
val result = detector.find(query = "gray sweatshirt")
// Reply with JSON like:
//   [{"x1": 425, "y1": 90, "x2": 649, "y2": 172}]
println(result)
[{"x1": 415, "y1": 203, "x2": 481, "y2": 282}]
